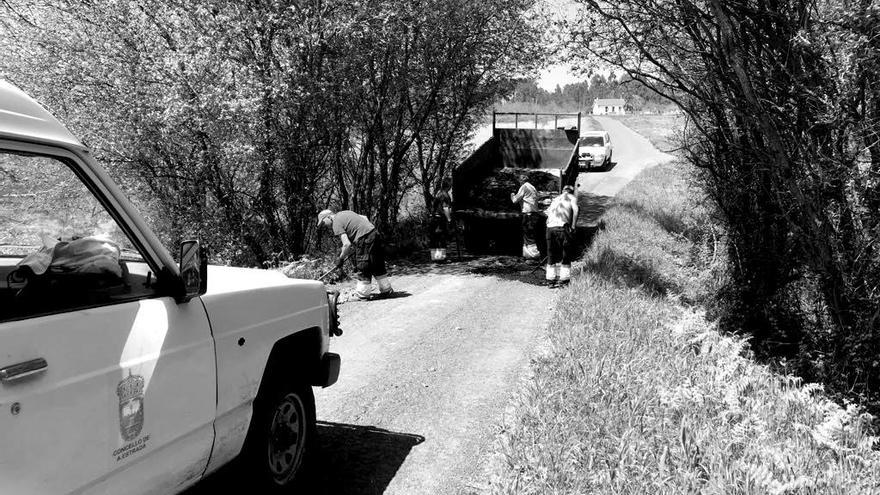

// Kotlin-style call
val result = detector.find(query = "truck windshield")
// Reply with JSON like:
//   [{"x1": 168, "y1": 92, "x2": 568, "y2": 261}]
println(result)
[
  {"x1": 0, "y1": 151, "x2": 144, "y2": 263},
  {"x1": 579, "y1": 137, "x2": 604, "y2": 146}
]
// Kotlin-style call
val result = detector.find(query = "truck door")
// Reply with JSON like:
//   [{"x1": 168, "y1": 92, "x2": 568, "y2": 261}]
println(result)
[{"x1": 0, "y1": 148, "x2": 216, "y2": 494}]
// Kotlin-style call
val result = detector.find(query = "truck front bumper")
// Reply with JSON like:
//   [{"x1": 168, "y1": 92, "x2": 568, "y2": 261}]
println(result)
[
  {"x1": 313, "y1": 352, "x2": 341, "y2": 388},
  {"x1": 579, "y1": 157, "x2": 603, "y2": 169}
]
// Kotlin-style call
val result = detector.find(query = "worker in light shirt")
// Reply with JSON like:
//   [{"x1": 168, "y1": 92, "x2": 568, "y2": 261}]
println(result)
[
  {"x1": 510, "y1": 180, "x2": 540, "y2": 259},
  {"x1": 545, "y1": 185, "x2": 579, "y2": 287}
]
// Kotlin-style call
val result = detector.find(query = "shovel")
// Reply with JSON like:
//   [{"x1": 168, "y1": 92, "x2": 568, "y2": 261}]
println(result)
[{"x1": 317, "y1": 252, "x2": 354, "y2": 282}]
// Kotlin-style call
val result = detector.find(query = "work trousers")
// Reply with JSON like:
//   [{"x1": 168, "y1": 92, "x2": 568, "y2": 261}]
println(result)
[
  {"x1": 354, "y1": 230, "x2": 391, "y2": 297},
  {"x1": 546, "y1": 226, "x2": 573, "y2": 282},
  {"x1": 354, "y1": 230, "x2": 387, "y2": 281},
  {"x1": 429, "y1": 214, "x2": 449, "y2": 261},
  {"x1": 521, "y1": 212, "x2": 541, "y2": 259},
  {"x1": 429, "y1": 214, "x2": 449, "y2": 248}
]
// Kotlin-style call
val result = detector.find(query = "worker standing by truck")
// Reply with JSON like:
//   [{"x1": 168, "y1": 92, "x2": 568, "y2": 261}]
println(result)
[
  {"x1": 545, "y1": 185, "x2": 579, "y2": 287},
  {"x1": 511, "y1": 180, "x2": 540, "y2": 259},
  {"x1": 429, "y1": 179, "x2": 454, "y2": 262},
  {"x1": 318, "y1": 209, "x2": 393, "y2": 300}
]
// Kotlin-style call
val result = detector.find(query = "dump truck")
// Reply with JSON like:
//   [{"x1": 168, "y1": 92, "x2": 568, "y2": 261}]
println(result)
[{"x1": 452, "y1": 112, "x2": 581, "y2": 254}]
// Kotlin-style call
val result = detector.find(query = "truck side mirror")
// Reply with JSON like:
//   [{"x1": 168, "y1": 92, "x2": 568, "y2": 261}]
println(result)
[{"x1": 179, "y1": 240, "x2": 207, "y2": 300}]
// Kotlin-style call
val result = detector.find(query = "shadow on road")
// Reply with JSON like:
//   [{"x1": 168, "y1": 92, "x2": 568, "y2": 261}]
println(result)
[
  {"x1": 397, "y1": 254, "x2": 557, "y2": 286},
  {"x1": 579, "y1": 160, "x2": 618, "y2": 173},
  {"x1": 342, "y1": 290, "x2": 413, "y2": 302},
  {"x1": 306, "y1": 422, "x2": 425, "y2": 494},
  {"x1": 600, "y1": 160, "x2": 618, "y2": 172},
  {"x1": 184, "y1": 422, "x2": 424, "y2": 495}
]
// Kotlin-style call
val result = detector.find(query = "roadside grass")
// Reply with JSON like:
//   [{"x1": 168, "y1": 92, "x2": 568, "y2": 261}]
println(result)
[
  {"x1": 593, "y1": 161, "x2": 725, "y2": 306},
  {"x1": 483, "y1": 159, "x2": 880, "y2": 494},
  {"x1": 608, "y1": 114, "x2": 685, "y2": 153}
]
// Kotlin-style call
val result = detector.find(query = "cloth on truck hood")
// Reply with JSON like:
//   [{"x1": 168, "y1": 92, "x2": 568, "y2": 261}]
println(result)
[{"x1": 17, "y1": 235, "x2": 123, "y2": 279}]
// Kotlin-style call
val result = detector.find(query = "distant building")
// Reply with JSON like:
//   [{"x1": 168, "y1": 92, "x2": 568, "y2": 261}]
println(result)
[{"x1": 592, "y1": 98, "x2": 626, "y2": 115}]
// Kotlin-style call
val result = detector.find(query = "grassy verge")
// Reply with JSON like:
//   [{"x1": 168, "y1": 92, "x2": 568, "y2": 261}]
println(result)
[
  {"x1": 482, "y1": 159, "x2": 880, "y2": 493},
  {"x1": 607, "y1": 114, "x2": 684, "y2": 152}
]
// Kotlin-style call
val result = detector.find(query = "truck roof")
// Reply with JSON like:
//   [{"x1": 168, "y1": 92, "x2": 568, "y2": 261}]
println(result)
[{"x1": 0, "y1": 80, "x2": 84, "y2": 148}]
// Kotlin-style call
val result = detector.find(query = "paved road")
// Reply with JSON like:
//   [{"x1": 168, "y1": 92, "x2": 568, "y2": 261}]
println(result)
[{"x1": 187, "y1": 117, "x2": 670, "y2": 494}]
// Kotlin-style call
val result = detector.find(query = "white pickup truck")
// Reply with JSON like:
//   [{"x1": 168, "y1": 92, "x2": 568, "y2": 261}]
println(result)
[
  {"x1": 0, "y1": 81, "x2": 341, "y2": 494},
  {"x1": 577, "y1": 130, "x2": 613, "y2": 170}
]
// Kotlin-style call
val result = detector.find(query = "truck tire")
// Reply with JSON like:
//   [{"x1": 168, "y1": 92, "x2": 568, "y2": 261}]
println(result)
[{"x1": 244, "y1": 382, "x2": 316, "y2": 490}]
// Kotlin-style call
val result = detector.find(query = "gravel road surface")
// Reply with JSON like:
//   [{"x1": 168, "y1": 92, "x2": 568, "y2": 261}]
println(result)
[
  {"x1": 186, "y1": 117, "x2": 669, "y2": 494},
  {"x1": 313, "y1": 268, "x2": 554, "y2": 494}
]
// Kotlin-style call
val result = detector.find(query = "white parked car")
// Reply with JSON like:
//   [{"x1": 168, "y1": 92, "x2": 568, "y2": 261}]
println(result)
[
  {"x1": 578, "y1": 130, "x2": 613, "y2": 170},
  {"x1": 0, "y1": 81, "x2": 341, "y2": 494}
]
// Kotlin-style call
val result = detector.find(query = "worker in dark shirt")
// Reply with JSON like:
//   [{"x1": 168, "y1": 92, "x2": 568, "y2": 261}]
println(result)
[
  {"x1": 429, "y1": 179, "x2": 453, "y2": 262},
  {"x1": 317, "y1": 209, "x2": 392, "y2": 300}
]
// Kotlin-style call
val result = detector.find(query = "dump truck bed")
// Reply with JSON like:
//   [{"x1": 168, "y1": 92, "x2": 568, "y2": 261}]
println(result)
[{"x1": 453, "y1": 113, "x2": 581, "y2": 254}]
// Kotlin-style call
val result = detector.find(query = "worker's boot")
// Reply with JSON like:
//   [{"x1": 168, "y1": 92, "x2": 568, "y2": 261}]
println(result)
[
  {"x1": 558, "y1": 264, "x2": 571, "y2": 287},
  {"x1": 545, "y1": 264, "x2": 559, "y2": 287},
  {"x1": 355, "y1": 279, "x2": 373, "y2": 300},
  {"x1": 376, "y1": 275, "x2": 393, "y2": 297},
  {"x1": 431, "y1": 248, "x2": 447, "y2": 262}
]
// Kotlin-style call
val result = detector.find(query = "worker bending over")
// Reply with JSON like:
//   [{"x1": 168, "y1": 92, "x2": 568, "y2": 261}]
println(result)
[
  {"x1": 429, "y1": 179, "x2": 453, "y2": 262},
  {"x1": 511, "y1": 180, "x2": 540, "y2": 259},
  {"x1": 318, "y1": 209, "x2": 393, "y2": 300},
  {"x1": 545, "y1": 185, "x2": 579, "y2": 287}
]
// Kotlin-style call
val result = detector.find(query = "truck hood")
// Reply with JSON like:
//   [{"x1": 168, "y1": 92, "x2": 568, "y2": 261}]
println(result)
[{"x1": 205, "y1": 265, "x2": 324, "y2": 295}]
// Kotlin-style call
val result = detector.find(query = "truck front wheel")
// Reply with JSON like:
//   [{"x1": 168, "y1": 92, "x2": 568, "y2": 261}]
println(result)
[{"x1": 244, "y1": 383, "x2": 316, "y2": 490}]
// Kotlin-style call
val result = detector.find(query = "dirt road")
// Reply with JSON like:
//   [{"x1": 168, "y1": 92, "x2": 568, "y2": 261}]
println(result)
[
  {"x1": 313, "y1": 265, "x2": 554, "y2": 494},
  {"x1": 577, "y1": 116, "x2": 673, "y2": 198},
  {"x1": 575, "y1": 116, "x2": 674, "y2": 227},
  {"x1": 187, "y1": 117, "x2": 669, "y2": 494}
]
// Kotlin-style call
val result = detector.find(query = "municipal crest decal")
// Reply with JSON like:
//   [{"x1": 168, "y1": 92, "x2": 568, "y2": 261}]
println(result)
[{"x1": 116, "y1": 372, "x2": 145, "y2": 442}]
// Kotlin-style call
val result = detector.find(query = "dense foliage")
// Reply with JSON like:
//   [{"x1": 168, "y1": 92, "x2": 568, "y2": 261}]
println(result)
[
  {"x1": 0, "y1": 0, "x2": 543, "y2": 265},
  {"x1": 568, "y1": 0, "x2": 880, "y2": 410}
]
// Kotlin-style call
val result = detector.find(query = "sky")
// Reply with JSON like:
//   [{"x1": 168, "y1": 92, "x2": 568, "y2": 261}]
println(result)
[
  {"x1": 535, "y1": 0, "x2": 584, "y2": 91},
  {"x1": 537, "y1": 65, "x2": 583, "y2": 92}
]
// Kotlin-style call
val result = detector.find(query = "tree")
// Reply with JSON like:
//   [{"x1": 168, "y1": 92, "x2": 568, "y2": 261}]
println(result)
[
  {"x1": 565, "y1": 0, "x2": 880, "y2": 408},
  {"x1": 0, "y1": 0, "x2": 543, "y2": 264}
]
